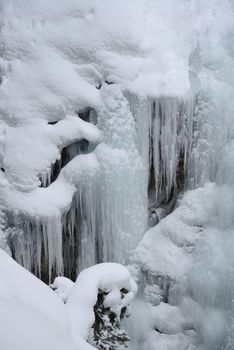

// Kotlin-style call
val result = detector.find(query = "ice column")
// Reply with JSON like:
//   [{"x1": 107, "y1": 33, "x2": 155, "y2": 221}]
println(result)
[
  {"x1": 151, "y1": 97, "x2": 194, "y2": 206},
  {"x1": 72, "y1": 84, "x2": 148, "y2": 271}
]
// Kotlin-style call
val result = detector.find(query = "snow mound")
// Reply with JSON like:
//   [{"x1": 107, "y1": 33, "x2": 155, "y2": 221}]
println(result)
[
  {"x1": 51, "y1": 276, "x2": 75, "y2": 303},
  {"x1": 134, "y1": 184, "x2": 215, "y2": 280}
]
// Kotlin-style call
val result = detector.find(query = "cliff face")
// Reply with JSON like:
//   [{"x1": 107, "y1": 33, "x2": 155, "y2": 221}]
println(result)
[{"x1": 1, "y1": 1, "x2": 234, "y2": 349}]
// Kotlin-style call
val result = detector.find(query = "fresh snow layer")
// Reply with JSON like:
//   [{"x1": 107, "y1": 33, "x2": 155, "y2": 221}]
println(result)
[{"x1": 51, "y1": 276, "x2": 75, "y2": 302}]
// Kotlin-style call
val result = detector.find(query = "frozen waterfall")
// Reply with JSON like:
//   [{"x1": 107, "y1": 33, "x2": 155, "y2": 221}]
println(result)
[{"x1": 1, "y1": 0, "x2": 234, "y2": 349}]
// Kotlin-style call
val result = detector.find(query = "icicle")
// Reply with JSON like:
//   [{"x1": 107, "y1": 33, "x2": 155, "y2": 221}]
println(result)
[
  {"x1": 151, "y1": 96, "x2": 194, "y2": 206},
  {"x1": 39, "y1": 139, "x2": 93, "y2": 188},
  {"x1": 6, "y1": 211, "x2": 63, "y2": 283},
  {"x1": 125, "y1": 92, "x2": 152, "y2": 185}
]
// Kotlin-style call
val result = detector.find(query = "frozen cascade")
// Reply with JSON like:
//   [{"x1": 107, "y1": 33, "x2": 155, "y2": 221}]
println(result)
[
  {"x1": 186, "y1": 145, "x2": 234, "y2": 350},
  {"x1": 3, "y1": 87, "x2": 152, "y2": 281},
  {"x1": 127, "y1": 92, "x2": 196, "y2": 209},
  {"x1": 62, "y1": 85, "x2": 148, "y2": 275},
  {"x1": 62, "y1": 173, "x2": 101, "y2": 279},
  {"x1": 95, "y1": 85, "x2": 148, "y2": 263},
  {"x1": 126, "y1": 92, "x2": 152, "y2": 185},
  {"x1": 57, "y1": 91, "x2": 198, "y2": 279},
  {"x1": 2, "y1": 89, "x2": 210, "y2": 283},
  {"x1": 1, "y1": 1, "x2": 234, "y2": 348},
  {"x1": 185, "y1": 81, "x2": 234, "y2": 348}
]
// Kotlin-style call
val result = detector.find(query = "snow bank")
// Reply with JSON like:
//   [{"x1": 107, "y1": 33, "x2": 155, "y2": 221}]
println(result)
[
  {"x1": 0, "y1": 248, "x2": 68, "y2": 328},
  {"x1": 0, "y1": 300, "x2": 78, "y2": 350},
  {"x1": 0, "y1": 248, "x2": 79, "y2": 350}
]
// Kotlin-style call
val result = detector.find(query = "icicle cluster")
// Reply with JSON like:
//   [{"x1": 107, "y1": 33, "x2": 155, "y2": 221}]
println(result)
[
  {"x1": 6, "y1": 212, "x2": 63, "y2": 282},
  {"x1": 151, "y1": 97, "x2": 194, "y2": 205},
  {"x1": 62, "y1": 85, "x2": 148, "y2": 275},
  {"x1": 40, "y1": 139, "x2": 91, "y2": 188}
]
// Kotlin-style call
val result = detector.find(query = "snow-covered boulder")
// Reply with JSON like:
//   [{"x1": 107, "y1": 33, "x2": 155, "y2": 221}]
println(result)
[{"x1": 66, "y1": 263, "x2": 137, "y2": 344}]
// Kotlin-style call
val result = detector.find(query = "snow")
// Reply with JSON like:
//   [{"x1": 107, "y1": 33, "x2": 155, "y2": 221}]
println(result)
[
  {"x1": 0, "y1": 248, "x2": 69, "y2": 329},
  {"x1": 152, "y1": 302, "x2": 188, "y2": 334},
  {"x1": 0, "y1": 249, "x2": 137, "y2": 350},
  {"x1": 124, "y1": 299, "x2": 198, "y2": 350},
  {"x1": 1, "y1": 151, "x2": 101, "y2": 279},
  {"x1": 143, "y1": 284, "x2": 162, "y2": 306},
  {"x1": 1, "y1": 0, "x2": 233, "y2": 279},
  {"x1": 0, "y1": 0, "x2": 199, "y2": 201},
  {"x1": 0, "y1": 0, "x2": 194, "y2": 132},
  {"x1": 141, "y1": 330, "x2": 197, "y2": 350},
  {"x1": 133, "y1": 172, "x2": 234, "y2": 349},
  {"x1": 50, "y1": 276, "x2": 74, "y2": 303},
  {"x1": 134, "y1": 184, "x2": 215, "y2": 280},
  {"x1": 0, "y1": 300, "x2": 78, "y2": 350},
  {"x1": 1, "y1": 0, "x2": 234, "y2": 349},
  {"x1": 89, "y1": 85, "x2": 147, "y2": 265},
  {"x1": 0, "y1": 248, "x2": 79, "y2": 350},
  {"x1": 3, "y1": 116, "x2": 101, "y2": 192},
  {"x1": 66, "y1": 262, "x2": 137, "y2": 341}
]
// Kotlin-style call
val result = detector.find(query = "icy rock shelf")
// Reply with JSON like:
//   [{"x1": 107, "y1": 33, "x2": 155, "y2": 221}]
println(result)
[{"x1": 39, "y1": 108, "x2": 97, "y2": 188}]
